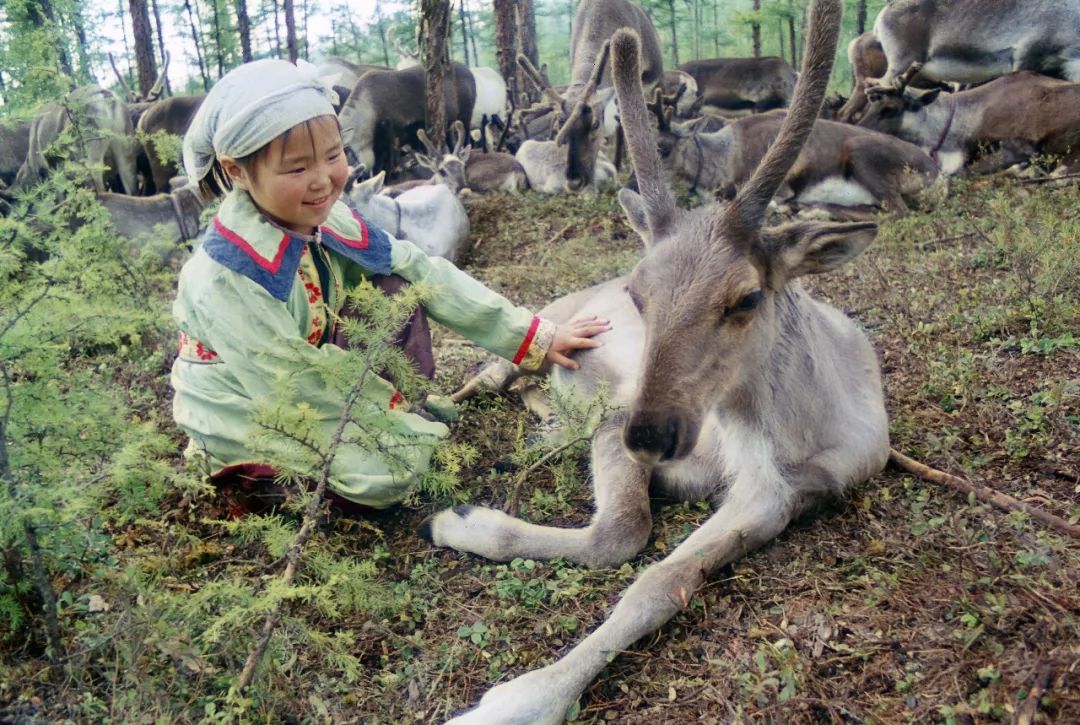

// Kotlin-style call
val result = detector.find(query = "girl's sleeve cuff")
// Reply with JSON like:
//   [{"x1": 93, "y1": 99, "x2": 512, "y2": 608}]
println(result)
[{"x1": 511, "y1": 316, "x2": 557, "y2": 371}]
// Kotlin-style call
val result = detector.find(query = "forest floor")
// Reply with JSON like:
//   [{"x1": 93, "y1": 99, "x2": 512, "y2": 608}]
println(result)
[{"x1": 2, "y1": 173, "x2": 1078, "y2": 723}]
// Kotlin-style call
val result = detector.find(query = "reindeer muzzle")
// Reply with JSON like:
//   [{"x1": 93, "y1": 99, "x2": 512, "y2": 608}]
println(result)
[{"x1": 624, "y1": 411, "x2": 698, "y2": 465}]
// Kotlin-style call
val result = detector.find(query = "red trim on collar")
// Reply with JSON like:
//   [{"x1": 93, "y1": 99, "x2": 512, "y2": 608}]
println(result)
[
  {"x1": 321, "y1": 208, "x2": 370, "y2": 249},
  {"x1": 213, "y1": 217, "x2": 291, "y2": 273},
  {"x1": 512, "y1": 316, "x2": 541, "y2": 365}
]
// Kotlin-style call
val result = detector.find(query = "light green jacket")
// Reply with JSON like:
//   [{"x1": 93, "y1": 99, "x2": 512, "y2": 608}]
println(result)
[{"x1": 171, "y1": 190, "x2": 552, "y2": 507}]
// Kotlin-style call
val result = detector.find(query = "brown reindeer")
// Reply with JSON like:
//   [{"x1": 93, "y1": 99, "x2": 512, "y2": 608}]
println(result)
[
  {"x1": 860, "y1": 71, "x2": 1080, "y2": 176},
  {"x1": 423, "y1": 1, "x2": 890, "y2": 722},
  {"x1": 136, "y1": 94, "x2": 206, "y2": 195},
  {"x1": 661, "y1": 108, "x2": 938, "y2": 211},
  {"x1": 836, "y1": 32, "x2": 952, "y2": 124},
  {"x1": 679, "y1": 55, "x2": 797, "y2": 117}
]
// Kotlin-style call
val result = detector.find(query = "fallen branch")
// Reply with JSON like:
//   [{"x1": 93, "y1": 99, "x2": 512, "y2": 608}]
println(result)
[
  {"x1": 888, "y1": 449, "x2": 1080, "y2": 539},
  {"x1": 1015, "y1": 663, "x2": 1053, "y2": 725},
  {"x1": 1018, "y1": 172, "x2": 1080, "y2": 185}
]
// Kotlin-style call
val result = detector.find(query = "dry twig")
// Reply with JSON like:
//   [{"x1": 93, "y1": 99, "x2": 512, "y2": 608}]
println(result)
[{"x1": 888, "y1": 448, "x2": 1080, "y2": 539}]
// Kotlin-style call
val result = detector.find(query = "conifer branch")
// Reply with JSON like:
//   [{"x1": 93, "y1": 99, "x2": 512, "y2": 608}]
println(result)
[
  {"x1": 235, "y1": 320, "x2": 413, "y2": 692},
  {"x1": 0, "y1": 361, "x2": 64, "y2": 662}
]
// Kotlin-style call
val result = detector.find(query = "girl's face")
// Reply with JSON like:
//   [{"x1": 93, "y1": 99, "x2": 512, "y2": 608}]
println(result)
[{"x1": 222, "y1": 115, "x2": 349, "y2": 235}]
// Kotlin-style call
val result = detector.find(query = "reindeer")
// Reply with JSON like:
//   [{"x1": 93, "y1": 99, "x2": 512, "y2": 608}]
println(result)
[
  {"x1": 96, "y1": 184, "x2": 211, "y2": 262},
  {"x1": 346, "y1": 170, "x2": 470, "y2": 261},
  {"x1": 872, "y1": 0, "x2": 1080, "y2": 88},
  {"x1": 422, "y1": 2, "x2": 890, "y2": 722},
  {"x1": 860, "y1": 71, "x2": 1080, "y2": 176},
  {"x1": 13, "y1": 85, "x2": 140, "y2": 195},
  {"x1": 836, "y1": 32, "x2": 957, "y2": 124},
  {"x1": 516, "y1": 0, "x2": 663, "y2": 191},
  {"x1": 135, "y1": 94, "x2": 206, "y2": 195},
  {"x1": 0, "y1": 120, "x2": 31, "y2": 187},
  {"x1": 338, "y1": 63, "x2": 476, "y2": 178},
  {"x1": 678, "y1": 55, "x2": 797, "y2": 117},
  {"x1": 659, "y1": 107, "x2": 938, "y2": 212}
]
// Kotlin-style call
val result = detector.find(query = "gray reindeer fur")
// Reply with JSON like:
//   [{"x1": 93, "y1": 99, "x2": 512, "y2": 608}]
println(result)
[{"x1": 424, "y1": 1, "x2": 889, "y2": 722}]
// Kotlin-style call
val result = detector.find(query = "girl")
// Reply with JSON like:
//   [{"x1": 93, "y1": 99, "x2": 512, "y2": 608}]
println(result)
[{"x1": 171, "y1": 59, "x2": 608, "y2": 509}]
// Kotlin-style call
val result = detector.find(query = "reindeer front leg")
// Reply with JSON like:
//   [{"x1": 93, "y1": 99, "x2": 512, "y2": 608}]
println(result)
[
  {"x1": 421, "y1": 422, "x2": 652, "y2": 569},
  {"x1": 444, "y1": 490, "x2": 794, "y2": 725}
]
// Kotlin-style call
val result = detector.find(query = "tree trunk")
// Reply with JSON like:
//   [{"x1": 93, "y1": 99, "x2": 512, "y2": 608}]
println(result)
[
  {"x1": 493, "y1": 0, "x2": 517, "y2": 100},
  {"x1": 33, "y1": 0, "x2": 76, "y2": 77},
  {"x1": 778, "y1": 17, "x2": 785, "y2": 63},
  {"x1": 302, "y1": 0, "x2": 310, "y2": 60},
  {"x1": 209, "y1": 0, "x2": 224, "y2": 77},
  {"x1": 150, "y1": 0, "x2": 171, "y2": 94},
  {"x1": 272, "y1": 0, "x2": 282, "y2": 58},
  {"x1": 515, "y1": 0, "x2": 539, "y2": 102},
  {"x1": 71, "y1": 5, "x2": 96, "y2": 84},
  {"x1": 183, "y1": 0, "x2": 210, "y2": 90},
  {"x1": 128, "y1": 0, "x2": 158, "y2": 97},
  {"x1": 518, "y1": 0, "x2": 539, "y2": 70},
  {"x1": 284, "y1": 0, "x2": 298, "y2": 63},
  {"x1": 420, "y1": 0, "x2": 451, "y2": 151},
  {"x1": 467, "y1": 1, "x2": 480, "y2": 70},
  {"x1": 752, "y1": 0, "x2": 761, "y2": 58},
  {"x1": 857, "y1": 0, "x2": 867, "y2": 35},
  {"x1": 666, "y1": 0, "x2": 679, "y2": 67},
  {"x1": 374, "y1": 0, "x2": 391, "y2": 67},
  {"x1": 788, "y1": 13, "x2": 796, "y2": 67},
  {"x1": 458, "y1": 0, "x2": 470, "y2": 65},
  {"x1": 713, "y1": 0, "x2": 719, "y2": 55},
  {"x1": 236, "y1": 0, "x2": 253, "y2": 62}
]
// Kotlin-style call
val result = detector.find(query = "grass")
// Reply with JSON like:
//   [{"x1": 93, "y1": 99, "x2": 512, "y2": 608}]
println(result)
[{"x1": 2, "y1": 174, "x2": 1078, "y2": 722}]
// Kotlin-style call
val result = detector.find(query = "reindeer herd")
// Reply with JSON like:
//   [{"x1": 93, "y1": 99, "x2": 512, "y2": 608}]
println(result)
[{"x1": 1, "y1": 0, "x2": 1077, "y2": 721}]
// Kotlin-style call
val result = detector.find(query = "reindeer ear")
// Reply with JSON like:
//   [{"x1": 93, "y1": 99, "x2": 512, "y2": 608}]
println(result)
[
  {"x1": 911, "y1": 87, "x2": 941, "y2": 107},
  {"x1": 618, "y1": 188, "x2": 653, "y2": 246},
  {"x1": 354, "y1": 170, "x2": 386, "y2": 199},
  {"x1": 762, "y1": 220, "x2": 877, "y2": 280}
]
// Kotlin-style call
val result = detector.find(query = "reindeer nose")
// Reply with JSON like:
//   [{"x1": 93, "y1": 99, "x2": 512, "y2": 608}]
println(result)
[
  {"x1": 566, "y1": 175, "x2": 586, "y2": 191},
  {"x1": 625, "y1": 416, "x2": 681, "y2": 463}
]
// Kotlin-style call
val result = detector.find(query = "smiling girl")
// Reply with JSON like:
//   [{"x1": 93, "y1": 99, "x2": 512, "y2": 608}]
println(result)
[{"x1": 171, "y1": 60, "x2": 608, "y2": 509}]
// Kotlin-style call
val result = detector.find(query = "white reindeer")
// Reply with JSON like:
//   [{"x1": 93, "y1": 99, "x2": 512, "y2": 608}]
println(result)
[
  {"x1": 346, "y1": 171, "x2": 470, "y2": 262},
  {"x1": 423, "y1": 2, "x2": 889, "y2": 722}
]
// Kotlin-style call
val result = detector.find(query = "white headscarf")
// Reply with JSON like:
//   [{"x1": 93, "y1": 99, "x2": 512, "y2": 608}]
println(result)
[{"x1": 183, "y1": 59, "x2": 339, "y2": 182}]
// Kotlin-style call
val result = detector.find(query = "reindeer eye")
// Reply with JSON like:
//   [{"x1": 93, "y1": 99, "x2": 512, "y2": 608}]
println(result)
[{"x1": 724, "y1": 290, "x2": 764, "y2": 318}]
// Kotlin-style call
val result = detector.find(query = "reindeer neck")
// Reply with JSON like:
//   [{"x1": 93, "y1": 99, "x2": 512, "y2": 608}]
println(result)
[{"x1": 716, "y1": 284, "x2": 825, "y2": 426}]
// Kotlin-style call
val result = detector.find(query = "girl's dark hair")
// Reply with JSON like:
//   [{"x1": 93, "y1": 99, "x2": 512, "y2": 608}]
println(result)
[{"x1": 197, "y1": 114, "x2": 342, "y2": 199}]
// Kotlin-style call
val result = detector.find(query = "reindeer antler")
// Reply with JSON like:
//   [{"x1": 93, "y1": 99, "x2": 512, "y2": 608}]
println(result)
[
  {"x1": 646, "y1": 86, "x2": 670, "y2": 133},
  {"x1": 148, "y1": 51, "x2": 170, "y2": 100},
  {"x1": 555, "y1": 39, "x2": 611, "y2": 146},
  {"x1": 450, "y1": 120, "x2": 466, "y2": 156},
  {"x1": 894, "y1": 61, "x2": 923, "y2": 92},
  {"x1": 414, "y1": 128, "x2": 444, "y2": 171},
  {"x1": 610, "y1": 30, "x2": 675, "y2": 236},
  {"x1": 724, "y1": 0, "x2": 842, "y2": 236},
  {"x1": 516, "y1": 53, "x2": 564, "y2": 110},
  {"x1": 108, "y1": 52, "x2": 136, "y2": 103}
]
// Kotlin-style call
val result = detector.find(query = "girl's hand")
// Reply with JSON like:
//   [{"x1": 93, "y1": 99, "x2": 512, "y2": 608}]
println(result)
[{"x1": 546, "y1": 315, "x2": 612, "y2": 370}]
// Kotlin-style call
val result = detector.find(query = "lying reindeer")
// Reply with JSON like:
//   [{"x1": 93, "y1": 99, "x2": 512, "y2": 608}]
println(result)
[
  {"x1": 97, "y1": 184, "x2": 211, "y2": 263},
  {"x1": 860, "y1": 69, "x2": 1080, "y2": 176},
  {"x1": 423, "y1": 1, "x2": 890, "y2": 722},
  {"x1": 408, "y1": 122, "x2": 528, "y2": 196},
  {"x1": 346, "y1": 170, "x2": 470, "y2": 262},
  {"x1": 660, "y1": 106, "x2": 938, "y2": 212}
]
